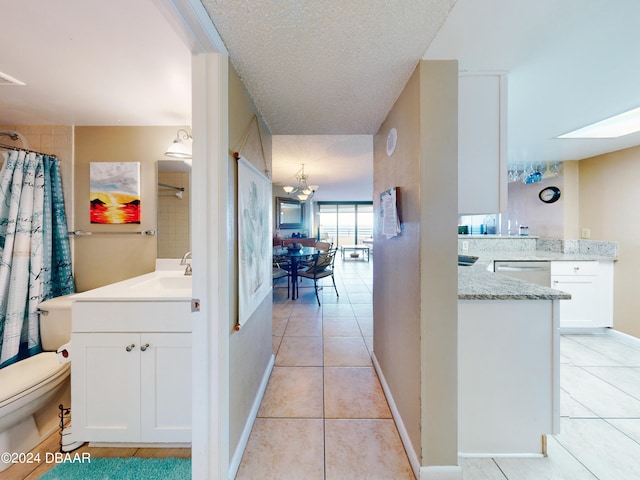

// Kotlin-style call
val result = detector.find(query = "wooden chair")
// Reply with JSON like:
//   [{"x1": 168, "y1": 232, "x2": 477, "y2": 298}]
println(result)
[{"x1": 296, "y1": 248, "x2": 339, "y2": 306}]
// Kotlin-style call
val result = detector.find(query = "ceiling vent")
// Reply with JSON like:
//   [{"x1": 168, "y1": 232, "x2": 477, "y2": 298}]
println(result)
[{"x1": 0, "y1": 72, "x2": 25, "y2": 86}]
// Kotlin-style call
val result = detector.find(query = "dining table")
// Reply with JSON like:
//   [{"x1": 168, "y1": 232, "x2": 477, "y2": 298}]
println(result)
[{"x1": 273, "y1": 246, "x2": 318, "y2": 300}]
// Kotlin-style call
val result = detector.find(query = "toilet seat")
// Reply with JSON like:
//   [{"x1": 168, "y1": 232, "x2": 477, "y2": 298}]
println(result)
[{"x1": 0, "y1": 353, "x2": 70, "y2": 408}]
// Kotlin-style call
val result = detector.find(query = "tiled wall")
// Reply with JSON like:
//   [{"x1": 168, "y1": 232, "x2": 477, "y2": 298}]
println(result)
[
  {"x1": 0, "y1": 124, "x2": 74, "y2": 228},
  {"x1": 157, "y1": 171, "x2": 190, "y2": 258}
]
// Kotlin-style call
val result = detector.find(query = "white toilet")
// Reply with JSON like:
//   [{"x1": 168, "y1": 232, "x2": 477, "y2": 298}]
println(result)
[{"x1": 0, "y1": 294, "x2": 74, "y2": 472}]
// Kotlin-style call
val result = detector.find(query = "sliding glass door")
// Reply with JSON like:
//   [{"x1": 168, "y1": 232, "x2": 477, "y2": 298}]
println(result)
[{"x1": 318, "y1": 202, "x2": 373, "y2": 247}]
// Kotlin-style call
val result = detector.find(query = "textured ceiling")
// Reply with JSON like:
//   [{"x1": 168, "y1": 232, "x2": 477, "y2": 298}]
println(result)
[{"x1": 202, "y1": 0, "x2": 456, "y2": 135}]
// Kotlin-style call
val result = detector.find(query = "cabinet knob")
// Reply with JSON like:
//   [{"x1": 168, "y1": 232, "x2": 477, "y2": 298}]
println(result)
[
  {"x1": 140, "y1": 343, "x2": 150, "y2": 352},
  {"x1": 125, "y1": 344, "x2": 135, "y2": 352}
]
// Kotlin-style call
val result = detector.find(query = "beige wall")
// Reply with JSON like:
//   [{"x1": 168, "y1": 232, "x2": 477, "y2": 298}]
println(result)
[
  {"x1": 506, "y1": 175, "x2": 565, "y2": 238},
  {"x1": 74, "y1": 126, "x2": 185, "y2": 291},
  {"x1": 579, "y1": 146, "x2": 640, "y2": 337},
  {"x1": 227, "y1": 62, "x2": 274, "y2": 460},
  {"x1": 562, "y1": 160, "x2": 580, "y2": 240},
  {"x1": 373, "y1": 60, "x2": 458, "y2": 468}
]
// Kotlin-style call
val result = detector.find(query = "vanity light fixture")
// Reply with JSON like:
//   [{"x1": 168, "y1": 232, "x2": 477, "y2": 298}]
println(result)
[
  {"x1": 282, "y1": 164, "x2": 319, "y2": 201},
  {"x1": 558, "y1": 106, "x2": 640, "y2": 138},
  {"x1": 164, "y1": 128, "x2": 193, "y2": 159}
]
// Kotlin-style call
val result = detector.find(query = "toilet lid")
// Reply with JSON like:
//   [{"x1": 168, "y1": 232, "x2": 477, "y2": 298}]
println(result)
[{"x1": 0, "y1": 353, "x2": 69, "y2": 405}]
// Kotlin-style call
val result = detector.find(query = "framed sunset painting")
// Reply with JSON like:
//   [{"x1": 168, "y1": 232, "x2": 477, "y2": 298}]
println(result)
[{"x1": 90, "y1": 162, "x2": 141, "y2": 224}]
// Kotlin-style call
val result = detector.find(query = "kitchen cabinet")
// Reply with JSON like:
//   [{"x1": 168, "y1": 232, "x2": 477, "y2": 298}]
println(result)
[
  {"x1": 551, "y1": 261, "x2": 613, "y2": 329},
  {"x1": 458, "y1": 72, "x2": 508, "y2": 215},
  {"x1": 458, "y1": 298, "x2": 560, "y2": 455},
  {"x1": 72, "y1": 332, "x2": 191, "y2": 443}
]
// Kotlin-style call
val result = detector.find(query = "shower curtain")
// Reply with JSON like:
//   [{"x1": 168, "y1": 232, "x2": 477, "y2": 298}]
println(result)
[{"x1": 0, "y1": 150, "x2": 75, "y2": 368}]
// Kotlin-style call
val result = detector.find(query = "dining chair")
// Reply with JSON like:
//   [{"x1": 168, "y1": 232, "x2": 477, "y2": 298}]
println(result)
[
  {"x1": 315, "y1": 241, "x2": 332, "y2": 252},
  {"x1": 273, "y1": 258, "x2": 291, "y2": 297},
  {"x1": 296, "y1": 248, "x2": 339, "y2": 306}
]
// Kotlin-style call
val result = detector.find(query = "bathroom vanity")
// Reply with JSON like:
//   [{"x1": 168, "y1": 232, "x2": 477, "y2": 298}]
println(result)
[{"x1": 70, "y1": 268, "x2": 192, "y2": 444}]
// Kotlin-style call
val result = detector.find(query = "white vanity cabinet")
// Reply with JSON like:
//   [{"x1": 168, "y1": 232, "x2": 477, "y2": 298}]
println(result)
[
  {"x1": 551, "y1": 261, "x2": 613, "y2": 329},
  {"x1": 71, "y1": 300, "x2": 192, "y2": 444},
  {"x1": 458, "y1": 72, "x2": 508, "y2": 215}
]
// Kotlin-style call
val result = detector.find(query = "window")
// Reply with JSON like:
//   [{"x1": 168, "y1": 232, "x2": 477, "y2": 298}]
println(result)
[{"x1": 318, "y1": 202, "x2": 373, "y2": 246}]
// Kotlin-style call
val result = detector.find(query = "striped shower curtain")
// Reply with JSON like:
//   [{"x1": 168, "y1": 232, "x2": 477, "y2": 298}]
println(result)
[{"x1": 0, "y1": 150, "x2": 75, "y2": 368}]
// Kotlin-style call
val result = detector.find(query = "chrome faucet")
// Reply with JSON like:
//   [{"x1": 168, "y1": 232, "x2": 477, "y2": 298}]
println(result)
[{"x1": 180, "y1": 251, "x2": 192, "y2": 276}]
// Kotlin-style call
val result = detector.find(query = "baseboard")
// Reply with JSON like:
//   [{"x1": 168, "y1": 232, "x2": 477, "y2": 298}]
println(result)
[
  {"x1": 88, "y1": 442, "x2": 190, "y2": 448},
  {"x1": 228, "y1": 353, "x2": 275, "y2": 480},
  {"x1": 420, "y1": 465, "x2": 463, "y2": 480},
  {"x1": 606, "y1": 327, "x2": 640, "y2": 348},
  {"x1": 371, "y1": 352, "x2": 421, "y2": 479},
  {"x1": 560, "y1": 327, "x2": 609, "y2": 335},
  {"x1": 458, "y1": 452, "x2": 544, "y2": 459}
]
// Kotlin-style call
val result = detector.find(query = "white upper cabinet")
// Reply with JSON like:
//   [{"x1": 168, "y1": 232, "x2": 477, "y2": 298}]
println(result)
[{"x1": 458, "y1": 73, "x2": 508, "y2": 214}]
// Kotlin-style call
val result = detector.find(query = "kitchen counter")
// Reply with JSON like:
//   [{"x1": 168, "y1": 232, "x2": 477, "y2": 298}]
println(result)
[
  {"x1": 458, "y1": 250, "x2": 615, "y2": 300},
  {"x1": 457, "y1": 239, "x2": 617, "y2": 455}
]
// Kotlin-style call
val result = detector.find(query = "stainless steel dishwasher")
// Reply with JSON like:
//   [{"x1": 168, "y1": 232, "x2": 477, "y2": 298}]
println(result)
[{"x1": 493, "y1": 261, "x2": 551, "y2": 287}]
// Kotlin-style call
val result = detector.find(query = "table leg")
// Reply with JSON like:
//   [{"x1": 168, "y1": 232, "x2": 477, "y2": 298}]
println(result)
[{"x1": 290, "y1": 257, "x2": 298, "y2": 300}]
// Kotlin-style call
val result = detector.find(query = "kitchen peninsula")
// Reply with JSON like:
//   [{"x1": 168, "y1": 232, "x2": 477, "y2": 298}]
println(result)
[{"x1": 457, "y1": 236, "x2": 617, "y2": 457}]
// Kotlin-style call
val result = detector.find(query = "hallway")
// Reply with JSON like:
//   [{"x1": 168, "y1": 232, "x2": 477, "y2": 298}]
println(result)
[{"x1": 235, "y1": 255, "x2": 414, "y2": 479}]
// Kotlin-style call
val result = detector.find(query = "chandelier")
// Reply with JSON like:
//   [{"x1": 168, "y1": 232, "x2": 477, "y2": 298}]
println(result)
[{"x1": 283, "y1": 164, "x2": 319, "y2": 201}]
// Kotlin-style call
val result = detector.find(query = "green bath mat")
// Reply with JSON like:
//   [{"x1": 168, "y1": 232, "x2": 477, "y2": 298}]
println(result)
[{"x1": 39, "y1": 457, "x2": 191, "y2": 480}]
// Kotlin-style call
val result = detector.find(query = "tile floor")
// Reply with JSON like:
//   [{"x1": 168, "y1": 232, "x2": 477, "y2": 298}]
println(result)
[
  {"x1": 235, "y1": 255, "x2": 415, "y2": 479},
  {"x1": 240, "y1": 255, "x2": 640, "y2": 479},
  {"x1": 9, "y1": 255, "x2": 639, "y2": 479},
  {"x1": 462, "y1": 334, "x2": 640, "y2": 479}
]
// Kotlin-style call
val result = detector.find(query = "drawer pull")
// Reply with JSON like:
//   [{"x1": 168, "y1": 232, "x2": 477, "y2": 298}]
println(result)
[
  {"x1": 140, "y1": 343, "x2": 150, "y2": 352},
  {"x1": 125, "y1": 344, "x2": 135, "y2": 352}
]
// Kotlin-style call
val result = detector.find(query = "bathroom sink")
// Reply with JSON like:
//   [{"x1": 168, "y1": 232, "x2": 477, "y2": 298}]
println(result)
[
  {"x1": 458, "y1": 255, "x2": 478, "y2": 266},
  {"x1": 131, "y1": 274, "x2": 192, "y2": 292}
]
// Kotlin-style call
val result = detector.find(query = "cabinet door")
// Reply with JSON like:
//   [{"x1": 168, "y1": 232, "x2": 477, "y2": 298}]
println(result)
[
  {"x1": 458, "y1": 73, "x2": 508, "y2": 214},
  {"x1": 552, "y1": 277, "x2": 598, "y2": 328},
  {"x1": 72, "y1": 333, "x2": 141, "y2": 442},
  {"x1": 140, "y1": 333, "x2": 192, "y2": 442}
]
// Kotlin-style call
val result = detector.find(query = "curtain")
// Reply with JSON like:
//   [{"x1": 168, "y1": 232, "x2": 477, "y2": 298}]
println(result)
[{"x1": 0, "y1": 150, "x2": 75, "y2": 368}]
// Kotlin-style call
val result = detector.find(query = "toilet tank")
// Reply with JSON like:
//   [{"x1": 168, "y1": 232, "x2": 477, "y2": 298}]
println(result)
[{"x1": 38, "y1": 294, "x2": 75, "y2": 351}]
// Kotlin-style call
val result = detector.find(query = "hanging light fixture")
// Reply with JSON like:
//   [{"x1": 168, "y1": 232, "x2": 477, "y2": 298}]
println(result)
[
  {"x1": 164, "y1": 128, "x2": 192, "y2": 159},
  {"x1": 283, "y1": 164, "x2": 319, "y2": 201}
]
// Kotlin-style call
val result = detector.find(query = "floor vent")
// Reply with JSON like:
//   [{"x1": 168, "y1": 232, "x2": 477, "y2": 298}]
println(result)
[{"x1": 0, "y1": 71, "x2": 25, "y2": 86}]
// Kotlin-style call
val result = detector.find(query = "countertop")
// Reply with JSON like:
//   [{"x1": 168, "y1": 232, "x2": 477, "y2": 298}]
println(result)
[
  {"x1": 458, "y1": 250, "x2": 615, "y2": 301},
  {"x1": 72, "y1": 270, "x2": 192, "y2": 302}
]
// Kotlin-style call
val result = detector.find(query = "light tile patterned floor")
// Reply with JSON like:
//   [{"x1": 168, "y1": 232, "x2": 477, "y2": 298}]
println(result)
[
  {"x1": 463, "y1": 334, "x2": 640, "y2": 479},
  {"x1": 236, "y1": 256, "x2": 415, "y2": 479},
  {"x1": 240, "y1": 256, "x2": 640, "y2": 479}
]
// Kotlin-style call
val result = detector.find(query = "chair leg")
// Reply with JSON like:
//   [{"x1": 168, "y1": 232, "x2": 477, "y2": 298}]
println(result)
[
  {"x1": 331, "y1": 275, "x2": 339, "y2": 297},
  {"x1": 313, "y1": 279, "x2": 321, "y2": 306}
]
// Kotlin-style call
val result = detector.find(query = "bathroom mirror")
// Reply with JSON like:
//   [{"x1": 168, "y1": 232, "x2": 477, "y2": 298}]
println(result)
[
  {"x1": 276, "y1": 197, "x2": 305, "y2": 229},
  {"x1": 157, "y1": 160, "x2": 191, "y2": 258}
]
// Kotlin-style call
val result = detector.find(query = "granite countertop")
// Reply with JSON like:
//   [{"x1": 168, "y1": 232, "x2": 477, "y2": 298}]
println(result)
[{"x1": 458, "y1": 250, "x2": 615, "y2": 301}]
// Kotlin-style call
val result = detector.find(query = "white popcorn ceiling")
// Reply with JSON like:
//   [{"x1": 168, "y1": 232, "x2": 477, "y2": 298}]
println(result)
[{"x1": 202, "y1": 0, "x2": 457, "y2": 135}]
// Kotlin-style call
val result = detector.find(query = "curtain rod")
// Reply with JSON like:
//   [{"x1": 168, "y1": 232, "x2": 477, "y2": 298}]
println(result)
[
  {"x1": 0, "y1": 143, "x2": 58, "y2": 159},
  {"x1": 158, "y1": 182, "x2": 185, "y2": 191},
  {"x1": 68, "y1": 230, "x2": 156, "y2": 236}
]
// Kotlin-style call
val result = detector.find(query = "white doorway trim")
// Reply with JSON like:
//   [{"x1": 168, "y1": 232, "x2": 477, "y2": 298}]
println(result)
[{"x1": 191, "y1": 52, "x2": 230, "y2": 479}]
